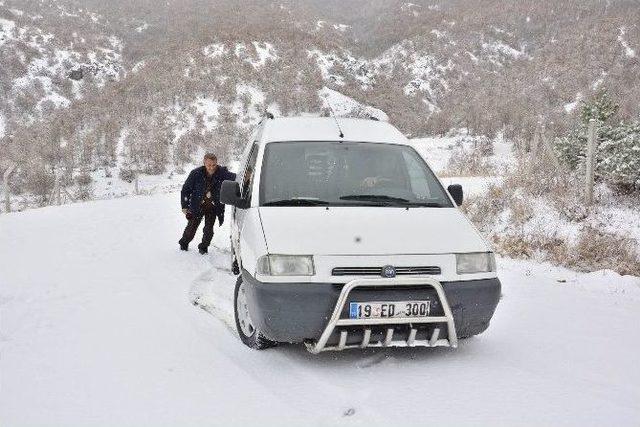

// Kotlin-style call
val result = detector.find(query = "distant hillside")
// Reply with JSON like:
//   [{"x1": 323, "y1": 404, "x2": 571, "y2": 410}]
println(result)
[{"x1": 0, "y1": 0, "x2": 638, "y2": 204}]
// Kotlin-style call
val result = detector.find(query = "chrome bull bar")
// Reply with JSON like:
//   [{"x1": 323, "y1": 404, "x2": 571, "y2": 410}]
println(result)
[{"x1": 305, "y1": 277, "x2": 458, "y2": 353}]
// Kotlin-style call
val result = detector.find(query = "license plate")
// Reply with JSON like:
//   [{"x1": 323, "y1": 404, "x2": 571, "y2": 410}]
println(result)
[{"x1": 349, "y1": 301, "x2": 431, "y2": 319}]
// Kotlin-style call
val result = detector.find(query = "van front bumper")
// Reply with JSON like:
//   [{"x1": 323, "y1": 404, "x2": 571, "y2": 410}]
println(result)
[{"x1": 242, "y1": 269, "x2": 501, "y2": 344}]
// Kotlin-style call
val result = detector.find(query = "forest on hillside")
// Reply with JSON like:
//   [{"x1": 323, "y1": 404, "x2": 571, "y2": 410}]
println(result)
[{"x1": 0, "y1": 0, "x2": 639, "y2": 203}]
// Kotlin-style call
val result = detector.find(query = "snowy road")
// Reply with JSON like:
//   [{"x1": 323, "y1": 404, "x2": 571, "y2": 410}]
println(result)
[{"x1": 2, "y1": 192, "x2": 640, "y2": 426}]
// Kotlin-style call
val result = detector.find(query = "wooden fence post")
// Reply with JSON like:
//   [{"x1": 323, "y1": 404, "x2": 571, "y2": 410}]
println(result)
[
  {"x1": 134, "y1": 175, "x2": 140, "y2": 195},
  {"x1": 49, "y1": 174, "x2": 62, "y2": 206},
  {"x1": 585, "y1": 119, "x2": 597, "y2": 205},
  {"x1": 56, "y1": 179, "x2": 62, "y2": 205},
  {"x1": 3, "y1": 163, "x2": 16, "y2": 213}
]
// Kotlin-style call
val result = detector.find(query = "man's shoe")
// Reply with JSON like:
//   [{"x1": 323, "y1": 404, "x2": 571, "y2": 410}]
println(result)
[
  {"x1": 179, "y1": 241, "x2": 188, "y2": 251},
  {"x1": 198, "y1": 246, "x2": 208, "y2": 255}
]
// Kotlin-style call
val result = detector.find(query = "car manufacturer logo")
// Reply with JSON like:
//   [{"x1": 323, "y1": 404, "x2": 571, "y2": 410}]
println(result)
[{"x1": 381, "y1": 265, "x2": 396, "y2": 278}]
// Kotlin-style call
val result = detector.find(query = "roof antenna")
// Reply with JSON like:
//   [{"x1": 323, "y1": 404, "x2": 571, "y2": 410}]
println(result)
[{"x1": 324, "y1": 97, "x2": 344, "y2": 139}]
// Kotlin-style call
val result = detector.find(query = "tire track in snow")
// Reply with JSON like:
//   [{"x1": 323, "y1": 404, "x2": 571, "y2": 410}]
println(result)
[
  {"x1": 187, "y1": 245, "x2": 391, "y2": 425},
  {"x1": 188, "y1": 244, "x2": 237, "y2": 334}
]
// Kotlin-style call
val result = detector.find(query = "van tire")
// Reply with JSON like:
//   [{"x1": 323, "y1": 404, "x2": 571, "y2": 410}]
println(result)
[{"x1": 234, "y1": 276, "x2": 277, "y2": 350}]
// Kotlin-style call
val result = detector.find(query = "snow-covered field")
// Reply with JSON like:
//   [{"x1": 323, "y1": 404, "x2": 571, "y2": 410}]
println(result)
[
  {"x1": 410, "y1": 137, "x2": 505, "y2": 198},
  {"x1": 2, "y1": 191, "x2": 640, "y2": 426}
]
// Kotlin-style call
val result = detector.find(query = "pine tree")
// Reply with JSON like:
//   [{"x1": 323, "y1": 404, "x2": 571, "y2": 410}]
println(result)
[
  {"x1": 554, "y1": 92, "x2": 640, "y2": 191},
  {"x1": 579, "y1": 91, "x2": 619, "y2": 123}
]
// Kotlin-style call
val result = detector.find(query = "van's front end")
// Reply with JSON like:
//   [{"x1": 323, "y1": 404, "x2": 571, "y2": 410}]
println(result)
[
  {"x1": 247, "y1": 207, "x2": 501, "y2": 352},
  {"x1": 224, "y1": 118, "x2": 501, "y2": 352}
]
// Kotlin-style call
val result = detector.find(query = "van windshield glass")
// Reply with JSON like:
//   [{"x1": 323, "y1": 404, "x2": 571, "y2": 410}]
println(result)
[{"x1": 260, "y1": 141, "x2": 453, "y2": 207}]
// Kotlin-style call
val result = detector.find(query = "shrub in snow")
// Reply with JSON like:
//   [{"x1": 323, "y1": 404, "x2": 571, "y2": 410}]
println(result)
[
  {"x1": 572, "y1": 227, "x2": 640, "y2": 276},
  {"x1": 173, "y1": 133, "x2": 200, "y2": 167},
  {"x1": 471, "y1": 135, "x2": 494, "y2": 156},
  {"x1": 75, "y1": 173, "x2": 93, "y2": 187},
  {"x1": 491, "y1": 233, "x2": 570, "y2": 265},
  {"x1": 25, "y1": 168, "x2": 55, "y2": 205},
  {"x1": 7, "y1": 168, "x2": 28, "y2": 196},
  {"x1": 503, "y1": 152, "x2": 576, "y2": 199},
  {"x1": 74, "y1": 173, "x2": 93, "y2": 201},
  {"x1": 554, "y1": 92, "x2": 640, "y2": 193},
  {"x1": 462, "y1": 148, "x2": 640, "y2": 276},
  {"x1": 445, "y1": 147, "x2": 494, "y2": 176},
  {"x1": 443, "y1": 135, "x2": 494, "y2": 176},
  {"x1": 461, "y1": 183, "x2": 508, "y2": 231},
  {"x1": 141, "y1": 161, "x2": 166, "y2": 175},
  {"x1": 118, "y1": 167, "x2": 136, "y2": 183}
]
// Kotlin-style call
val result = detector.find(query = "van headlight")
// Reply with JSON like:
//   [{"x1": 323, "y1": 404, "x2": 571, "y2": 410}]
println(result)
[
  {"x1": 456, "y1": 252, "x2": 496, "y2": 274},
  {"x1": 256, "y1": 255, "x2": 315, "y2": 276}
]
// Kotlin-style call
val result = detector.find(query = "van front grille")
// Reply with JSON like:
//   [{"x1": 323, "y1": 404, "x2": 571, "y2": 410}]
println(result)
[{"x1": 332, "y1": 266, "x2": 441, "y2": 276}]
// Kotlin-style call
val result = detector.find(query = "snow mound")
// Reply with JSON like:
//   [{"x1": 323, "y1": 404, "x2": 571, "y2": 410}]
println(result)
[{"x1": 319, "y1": 87, "x2": 388, "y2": 121}]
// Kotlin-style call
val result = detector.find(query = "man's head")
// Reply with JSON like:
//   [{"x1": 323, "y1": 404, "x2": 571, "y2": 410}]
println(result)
[{"x1": 203, "y1": 153, "x2": 218, "y2": 175}]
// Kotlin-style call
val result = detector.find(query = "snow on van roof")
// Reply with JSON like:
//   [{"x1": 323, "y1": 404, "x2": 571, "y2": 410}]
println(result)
[{"x1": 260, "y1": 117, "x2": 408, "y2": 145}]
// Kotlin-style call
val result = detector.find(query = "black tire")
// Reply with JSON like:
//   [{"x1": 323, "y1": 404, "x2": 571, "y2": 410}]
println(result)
[{"x1": 233, "y1": 275, "x2": 277, "y2": 350}]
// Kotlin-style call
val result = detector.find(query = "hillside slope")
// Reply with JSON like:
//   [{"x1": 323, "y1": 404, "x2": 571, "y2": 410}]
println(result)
[{"x1": 1, "y1": 0, "x2": 639, "y2": 200}]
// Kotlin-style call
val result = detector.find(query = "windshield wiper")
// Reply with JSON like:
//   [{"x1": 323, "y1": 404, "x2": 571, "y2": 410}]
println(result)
[
  {"x1": 263, "y1": 198, "x2": 330, "y2": 206},
  {"x1": 402, "y1": 202, "x2": 445, "y2": 207},
  {"x1": 339, "y1": 195, "x2": 444, "y2": 207},
  {"x1": 340, "y1": 194, "x2": 410, "y2": 203}
]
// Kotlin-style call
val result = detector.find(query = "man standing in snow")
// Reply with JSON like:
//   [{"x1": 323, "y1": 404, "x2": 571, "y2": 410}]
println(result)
[{"x1": 179, "y1": 153, "x2": 236, "y2": 254}]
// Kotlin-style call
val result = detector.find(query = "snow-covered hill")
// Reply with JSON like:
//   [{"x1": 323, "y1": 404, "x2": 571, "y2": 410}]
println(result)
[
  {"x1": 2, "y1": 0, "x2": 639, "y2": 193},
  {"x1": 1, "y1": 190, "x2": 639, "y2": 426},
  {"x1": 0, "y1": 2, "x2": 123, "y2": 128}
]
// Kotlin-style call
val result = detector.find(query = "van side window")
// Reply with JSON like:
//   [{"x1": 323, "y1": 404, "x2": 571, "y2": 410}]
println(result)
[{"x1": 242, "y1": 145, "x2": 259, "y2": 200}]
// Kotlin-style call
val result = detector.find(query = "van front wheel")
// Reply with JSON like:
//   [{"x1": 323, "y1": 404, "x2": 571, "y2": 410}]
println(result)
[{"x1": 234, "y1": 276, "x2": 277, "y2": 350}]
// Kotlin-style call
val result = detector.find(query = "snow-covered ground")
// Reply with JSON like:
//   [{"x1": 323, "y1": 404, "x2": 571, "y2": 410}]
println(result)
[
  {"x1": 2, "y1": 191, "x2": 640, "y2": 426},
  {"x1": 410, "y1": 134, "x2": 513, "y2": 173}
]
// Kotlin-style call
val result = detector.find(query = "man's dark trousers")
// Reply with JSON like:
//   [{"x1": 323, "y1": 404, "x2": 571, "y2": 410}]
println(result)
[{"x1": 179, "y1": 206, "x2": 216, "y2": 250}]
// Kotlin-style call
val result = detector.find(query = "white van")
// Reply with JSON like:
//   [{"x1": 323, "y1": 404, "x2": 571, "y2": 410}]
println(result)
[{"x1": 220, "y1": 116, "x2": 500, "y2": 352}]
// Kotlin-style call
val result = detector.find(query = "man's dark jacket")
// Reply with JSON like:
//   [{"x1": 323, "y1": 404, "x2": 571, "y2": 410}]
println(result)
[{"x1": 181, "y1": 166, "x2": 236, "y2": 222}]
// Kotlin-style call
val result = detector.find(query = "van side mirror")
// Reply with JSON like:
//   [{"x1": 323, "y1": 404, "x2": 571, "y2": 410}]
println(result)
[
  {"x1": 447, "y1": 184, "x2": 463, "y2": 206},
  {"x1": 220, "y1": 180, "x2": 247, "y2": 209}
]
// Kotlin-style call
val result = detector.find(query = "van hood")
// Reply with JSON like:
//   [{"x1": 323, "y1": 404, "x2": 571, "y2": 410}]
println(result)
[{"x1": 258, "y1": 207, "x2": 488, "y2": 255}]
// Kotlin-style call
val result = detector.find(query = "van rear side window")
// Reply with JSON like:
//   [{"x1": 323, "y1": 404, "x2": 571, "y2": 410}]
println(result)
[{"x1": 259, "y1": 141, "x2": 452, "y2": 208}]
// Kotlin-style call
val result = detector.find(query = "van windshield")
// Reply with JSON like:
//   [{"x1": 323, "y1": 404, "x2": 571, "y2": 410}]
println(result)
[{"x1": 259, "y1": 141, "x2": 453, "y2": 208}]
